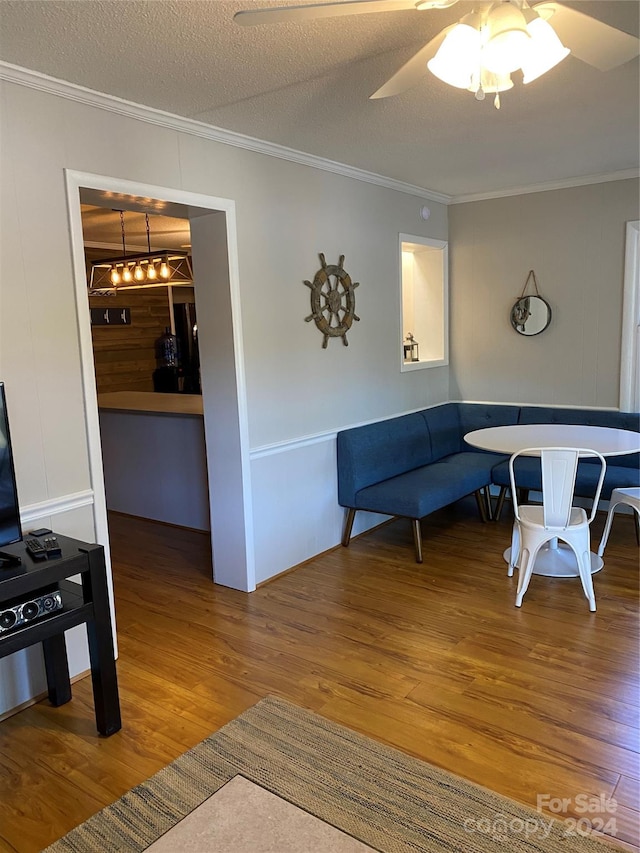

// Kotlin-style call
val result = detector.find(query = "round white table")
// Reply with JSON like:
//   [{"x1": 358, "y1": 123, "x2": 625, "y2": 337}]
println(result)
[{"x1": 464, "y1": 423, "x2": 640, "y2": 578}]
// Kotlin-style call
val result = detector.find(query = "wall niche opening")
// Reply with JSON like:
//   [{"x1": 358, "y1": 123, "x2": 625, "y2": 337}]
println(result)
[{"x1": 400, "y1": 234, "x2": 448, "y2": 372}]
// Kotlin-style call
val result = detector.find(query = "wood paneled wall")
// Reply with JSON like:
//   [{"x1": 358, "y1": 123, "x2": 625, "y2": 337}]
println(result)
[{"x1": 89, "y1": 289, "x2": 172, "y2": 393}]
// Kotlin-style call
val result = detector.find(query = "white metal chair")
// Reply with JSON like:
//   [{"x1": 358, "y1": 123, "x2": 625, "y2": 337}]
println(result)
[
  {"x1": 597, "y1": 487, "x2": 640, "y2": 556},
  {"x1": 508, "y1": 447, "x2": 606, "y2": 611}
]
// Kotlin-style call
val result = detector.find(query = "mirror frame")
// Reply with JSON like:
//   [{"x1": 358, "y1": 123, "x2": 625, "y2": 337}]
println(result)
[{"x1": 510, "y1": 295, "x2": 552, "y2": 336}]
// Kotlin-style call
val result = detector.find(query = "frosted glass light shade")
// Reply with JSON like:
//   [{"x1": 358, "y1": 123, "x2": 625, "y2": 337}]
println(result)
[
  {"x1": 483, "y1": 3, "x2": 530, "y2": 74},
  {"x1": 467, "y1": 68, "x2": 514, "y2": 94},
  {"x1": 521, "y1": 17, "x2": 570, "y2": 83},
  {"x1": 427, "y1": 23, "x2": 482, "y2": 89}
]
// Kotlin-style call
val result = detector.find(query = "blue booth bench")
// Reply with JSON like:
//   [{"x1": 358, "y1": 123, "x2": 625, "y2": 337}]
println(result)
[{"x1": 336, "y1": 403, "x2": 640, "y2": 562}]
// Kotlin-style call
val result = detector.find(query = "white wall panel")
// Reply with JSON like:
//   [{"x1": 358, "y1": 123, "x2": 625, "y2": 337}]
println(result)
[
  {"x1": 176, "y1": 137, "x2": 450, "y2": 448},
  {"x1": 251, "y1": 436, "x2": 351, "y2": 585},
  {"x1": 449, "y1": 180, "x2": 640, "y2": 407}
]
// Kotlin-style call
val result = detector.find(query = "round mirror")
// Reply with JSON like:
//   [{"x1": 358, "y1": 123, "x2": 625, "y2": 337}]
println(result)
[{"x1": 510, "y1": 295, "x2": 552, "y2": 336}]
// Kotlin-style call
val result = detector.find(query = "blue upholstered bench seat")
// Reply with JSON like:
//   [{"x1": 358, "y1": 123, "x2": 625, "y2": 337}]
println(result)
[
  {"x1": 336, "y1": 402, "x2": 640, "y2": 564},
  {"x1": 491, "y1": 457, "x2": 640, "y2": 501},
  {"x1": 354, "y1": 452, "x2": 506, "y2": 518}
]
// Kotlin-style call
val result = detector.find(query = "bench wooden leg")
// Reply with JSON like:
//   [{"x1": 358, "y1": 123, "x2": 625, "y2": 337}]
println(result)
[
  {"x1": 494, "y1": 486, "x2": 508, "y2": 521},
  {"x1": 485, "y1": 486, "x2": 493, "y2": 521},
  {"x1": 474, "y1": 488, "x2": 489, "y2": 523},
  {"x1": 341, "y1": 508, "x2": 356, "y2": 546},
  {"x1": 412, "y1": 518, "x2": 423, "y2": 563}
]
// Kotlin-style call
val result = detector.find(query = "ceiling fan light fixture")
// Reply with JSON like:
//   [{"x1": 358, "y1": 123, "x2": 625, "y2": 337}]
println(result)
[
  {"x1": 483, "y1": 2, "x2": 531, "y2": 75},
  {"x1": 415, "y1": 0, "x2": 459, "y2": 8},
  {"x1": 427, "y1": 22, "x2": 481, "y2": 89},
  {"x1": 521, "y1": 15, "x2": 570, "y2": 83},
  {"x1": 468, "y1": 67, "x2": 513, "y2": 95}
]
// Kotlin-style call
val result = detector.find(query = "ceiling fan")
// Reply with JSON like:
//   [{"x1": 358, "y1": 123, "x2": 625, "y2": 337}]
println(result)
[{"x1": 234, "y1": 0, "x2": 640, "y2": 108}]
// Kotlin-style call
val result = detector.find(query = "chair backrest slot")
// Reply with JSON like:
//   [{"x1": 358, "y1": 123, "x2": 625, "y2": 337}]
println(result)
[
  {"x1": 541, "y1": 450, "x2": 579, "y2": 528},
  {"x1": 509, "y1": 446, "x2": 607, "y2": 528}
]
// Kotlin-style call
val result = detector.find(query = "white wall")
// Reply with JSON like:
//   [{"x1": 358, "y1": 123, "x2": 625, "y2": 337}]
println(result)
[
  {"x1": 448, "y1": 180, "x2": 640, "y2": 407},
  {"x1": 0, "y1": 77, "x2": 449, "y2": 713}
]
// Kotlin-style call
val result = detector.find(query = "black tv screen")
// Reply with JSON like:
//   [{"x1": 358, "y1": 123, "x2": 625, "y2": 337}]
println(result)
[{"x1": 0, "y1": 382, "x2": 22, "y2": 547}]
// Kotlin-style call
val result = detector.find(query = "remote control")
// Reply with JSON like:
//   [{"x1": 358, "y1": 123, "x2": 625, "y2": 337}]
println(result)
[
  {"x1": 43, "y1": 536, "x2": 62, "y2": 558},
  {"x1": 25, "y1": 538, "x2": 47, "y2": 560},
  {"x1": 29, "y1": 528, "x2": 52, "y2": 537}
]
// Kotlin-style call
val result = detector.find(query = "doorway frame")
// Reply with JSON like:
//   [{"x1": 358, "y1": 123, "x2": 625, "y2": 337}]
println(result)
[
  {"x1": 620, "y1": 220, "x2": 640, "y2": 412},
  {"x1": 64, "y1": 170, "x2": 256, "y2": 593}
]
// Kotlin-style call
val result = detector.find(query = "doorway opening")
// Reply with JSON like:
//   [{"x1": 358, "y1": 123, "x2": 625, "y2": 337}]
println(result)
[
  {"x1": 81, "y1": 199, "x2": 211, "y2": 534},
  {"x1": 65, "y1": 171, "x2": 256, "y2": 639}
]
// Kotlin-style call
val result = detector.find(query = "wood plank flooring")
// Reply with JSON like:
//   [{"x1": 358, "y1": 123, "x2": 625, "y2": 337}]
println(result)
[{"x1": 0, "y1": 500, "x2": 638, "y2": 852}]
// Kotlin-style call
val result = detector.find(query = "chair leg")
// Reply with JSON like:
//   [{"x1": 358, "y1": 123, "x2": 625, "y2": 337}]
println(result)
[
  {"x1": 515, "y1": 543, "x2": 540, "y2": 607},
  {"x1": 508, "y1": 522, "x2": 520, "y2": 577},
  {"x1": 575, "y1": 548, "x2": 596, "y2": 612},
  {"x1": 474, "y1": 489, "x2": 489, "y2": 523},
  {"x1": 412, "y1": 518, "x2": 423, "y2": 563},
  {"x1": 494, "y1": 486, "x2": 508, "y2": 522},
  {"x1": 341, "y1": 508, "x2": 356, "y2": 547},
  {"x1": 597, "y1": 501, "x2": 619, "y2": 557}
]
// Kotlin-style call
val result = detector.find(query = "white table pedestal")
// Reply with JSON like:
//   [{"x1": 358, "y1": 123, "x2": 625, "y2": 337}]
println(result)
[{"x1": 503, "y1": 543, "x2": 603, "y2": 578}]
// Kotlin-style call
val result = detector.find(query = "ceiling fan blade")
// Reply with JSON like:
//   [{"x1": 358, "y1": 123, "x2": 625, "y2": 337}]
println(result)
[
  {"x1": 533, "y1": 2, "x2": 640, "y2": 71},
  {"x1": 234, "y1": 0, "x2": 417, "y2": 27},
  {"x1": 369, "y1": 25, "x2": 452, "y2": 98}
]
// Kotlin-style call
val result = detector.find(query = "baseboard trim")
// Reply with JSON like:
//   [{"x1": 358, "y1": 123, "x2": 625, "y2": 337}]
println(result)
[{"x1": 0, "y1": 667, "x2": 91, "y2": 723}]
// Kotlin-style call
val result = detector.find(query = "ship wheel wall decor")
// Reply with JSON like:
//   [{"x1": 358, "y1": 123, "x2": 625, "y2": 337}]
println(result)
[{"x1": 304, "y1": 253, "x2": 360, "y2": 348}]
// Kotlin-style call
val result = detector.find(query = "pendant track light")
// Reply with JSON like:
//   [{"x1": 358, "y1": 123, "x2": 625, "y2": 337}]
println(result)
[{"x1": 89, "y1": 210, "x2": 193, "y2": 293}]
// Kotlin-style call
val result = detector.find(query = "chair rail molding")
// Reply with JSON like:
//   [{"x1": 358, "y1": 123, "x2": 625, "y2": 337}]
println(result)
[{"x1": 20, "y1": 490, "x2": 94, "y2": 526}]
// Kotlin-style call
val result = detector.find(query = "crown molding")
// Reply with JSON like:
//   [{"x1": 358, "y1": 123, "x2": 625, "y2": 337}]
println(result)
[
  {"x1": 450, "y1": 169, "x2": 640, "y2": 204},
  {"x1": 0, "y1": 61, "x2": 451, "y2": 205},
  {"x1": 2, "y1": 61, "x2": 635, "y2": 206}
]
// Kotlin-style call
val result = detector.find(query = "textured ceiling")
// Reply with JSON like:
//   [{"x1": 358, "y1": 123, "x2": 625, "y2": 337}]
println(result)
[
  {"x1": 81, "y1": 204, "x2": 190, "y2": 252},
  {"x1": 0, "y1": 0, "x2": 638, "y2": 197}
]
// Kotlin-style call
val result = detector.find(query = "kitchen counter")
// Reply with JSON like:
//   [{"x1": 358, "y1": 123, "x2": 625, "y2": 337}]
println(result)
[
  {"x1": 97, "y1": 391, "x2": 209, "y2": 531},
  {"x1": 98, "y1": 391, "x2": 203, "y2": 417}
]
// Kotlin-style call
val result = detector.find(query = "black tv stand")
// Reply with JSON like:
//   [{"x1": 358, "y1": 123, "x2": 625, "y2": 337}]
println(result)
[{"x1": 0, "y1": 534, "x2": 121, "y2": 736}]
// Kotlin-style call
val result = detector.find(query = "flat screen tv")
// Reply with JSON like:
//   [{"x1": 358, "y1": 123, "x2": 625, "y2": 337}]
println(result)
[{"x1": 0, "y1": 382, "x2": 22, "y2": 549}]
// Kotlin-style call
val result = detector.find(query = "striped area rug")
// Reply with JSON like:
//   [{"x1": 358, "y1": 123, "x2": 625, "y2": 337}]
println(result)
[{"x1": 46, "y1": 695, "x2": 616, "y2": 852}]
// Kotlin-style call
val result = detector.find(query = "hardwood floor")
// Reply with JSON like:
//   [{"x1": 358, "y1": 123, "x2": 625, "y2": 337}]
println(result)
[{"x1": 0, "y1": 501, "x2": 638, "y2": 852}]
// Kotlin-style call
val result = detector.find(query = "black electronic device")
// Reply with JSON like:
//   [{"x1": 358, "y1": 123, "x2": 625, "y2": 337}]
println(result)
[
  {"x1": 43, "y1": 536, "x2": 62, "y2": 557},
  {"x1": 29, "y1": 528, "x2": 52, "y2": 538},
  {"x1": 0, "y1": 383, "x2": 22, "y2": 568},
  {"x1": 25, "y1": 537, "x2": 47, "y2": 560},
  {"x1": 0, "y1": 587, "x2": 63, "y2": 634}
]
